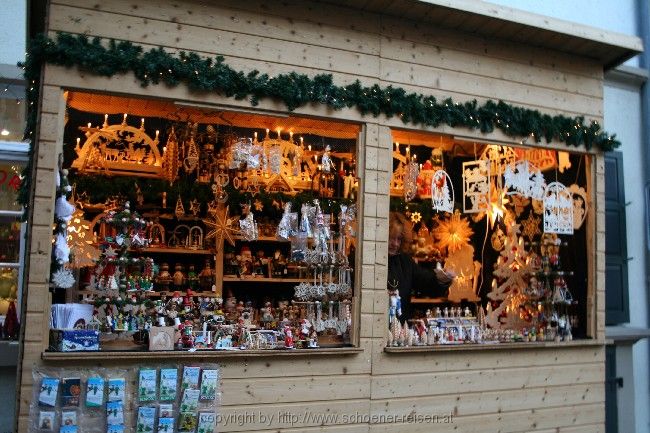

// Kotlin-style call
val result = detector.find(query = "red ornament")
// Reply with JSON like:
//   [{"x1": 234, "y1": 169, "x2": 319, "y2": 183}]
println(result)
[{"x1": 3, "y1": 301, "x2": 19, "y2": 340}]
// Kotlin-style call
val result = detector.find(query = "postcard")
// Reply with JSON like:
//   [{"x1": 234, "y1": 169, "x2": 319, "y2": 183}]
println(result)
[
  {"x1": 39, "y1": 378, "x2": 60, "y2": 407},
  {"x1": 138, "y1": 369, "x2": 157, "y2": 402},
  {"x1": 160, "y1": 368, "x2": 178, "y2": 401},
  {"x1": 86, "y1": 377, "x2": 105, "y2": 407}
]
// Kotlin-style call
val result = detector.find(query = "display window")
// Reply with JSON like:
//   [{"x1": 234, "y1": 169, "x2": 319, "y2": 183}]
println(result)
[
  {"x1": 385, "y1": 129, "x2": 590, "y2": 347},
  {"x1": 49, "y1": 91, "x2": 360, "y2": 352},
  {"x1": 0, "y1": 162, "x2": 24, "y2": 340}
]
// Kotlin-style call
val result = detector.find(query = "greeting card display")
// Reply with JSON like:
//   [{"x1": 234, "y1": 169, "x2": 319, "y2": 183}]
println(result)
[{"x1": 30, "y1": 365, "x2": 220, "y2": 433}]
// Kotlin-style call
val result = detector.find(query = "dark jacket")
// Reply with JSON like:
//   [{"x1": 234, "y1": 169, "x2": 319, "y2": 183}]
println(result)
[{"x1": 387, "y1": 253, "x2": 450, "y2": 321}]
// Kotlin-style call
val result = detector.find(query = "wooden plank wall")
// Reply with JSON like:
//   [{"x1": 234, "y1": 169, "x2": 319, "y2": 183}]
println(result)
[{"x1": 18, "y1": 0, "x2": 607, "y2": 432}]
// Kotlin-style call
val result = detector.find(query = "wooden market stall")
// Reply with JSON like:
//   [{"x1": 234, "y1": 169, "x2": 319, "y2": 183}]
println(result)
[{"x1": 17, "y1": 0, "x2": 642, "y2": 432}]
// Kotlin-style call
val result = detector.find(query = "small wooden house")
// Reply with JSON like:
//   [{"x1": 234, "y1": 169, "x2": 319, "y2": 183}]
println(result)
[{"x1": 17, "y1": 1, "x2": 642, "y2": 432}]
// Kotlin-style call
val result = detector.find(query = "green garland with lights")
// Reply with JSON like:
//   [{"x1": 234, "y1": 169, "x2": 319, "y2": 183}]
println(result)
[{"x1": 20, "y1": 32, "x2": 621, "y2": 210}]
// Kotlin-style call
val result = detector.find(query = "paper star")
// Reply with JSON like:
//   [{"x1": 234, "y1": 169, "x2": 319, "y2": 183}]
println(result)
[
  {"x1": 104, "y1": 245, "x2": 118, "y2": 259},
  {"x1": 189, "y1": 199, "x2": 200, "y2": 216},
  {"x1": 203, "y1": 205, "x2": 237, "y2": 247},
  {"x1": 207, "y1": 200, "x2": 219, "y2": 215},
  {"x1": 521, "y1": 212, "x2": 540, "y2": 242},
  {"x1": 253, "y1": 199, "x2": 264, "y2": 212}
]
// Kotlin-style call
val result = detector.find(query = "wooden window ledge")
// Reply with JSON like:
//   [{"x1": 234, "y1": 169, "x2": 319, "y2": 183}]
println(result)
[
  {"x1": 384, "y1": 339, "x2": 604, "y2": 353},
  {"x1": 41, "y1": 346, "x2": 364, "y2": 361}
]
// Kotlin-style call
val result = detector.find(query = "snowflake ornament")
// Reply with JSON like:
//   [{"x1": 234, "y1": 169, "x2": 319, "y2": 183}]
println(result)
[{"x1": 52, "y1": 268, "x2": 75, "y2": 289}]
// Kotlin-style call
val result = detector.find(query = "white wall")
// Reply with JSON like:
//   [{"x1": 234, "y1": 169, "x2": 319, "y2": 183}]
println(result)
[{"x1": 0, "y1": 0, "x2": 26, "y2": 66}]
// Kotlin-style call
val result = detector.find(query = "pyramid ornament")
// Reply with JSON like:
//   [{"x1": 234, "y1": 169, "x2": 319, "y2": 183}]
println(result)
[
  {"x1": 175, "y1": 197, "x2": 185, "y2": 219},
  {"x1": 183, "y1": 136, "x2": 200, "y2": 174},
  {"x1": 203, "y1": 205, "x2": 237, "y2": 248}
]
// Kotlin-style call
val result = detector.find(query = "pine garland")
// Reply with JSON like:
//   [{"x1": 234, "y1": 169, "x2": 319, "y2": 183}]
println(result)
[{"x1": 20, "y1": 32, "x2": 620, "y2": 208}]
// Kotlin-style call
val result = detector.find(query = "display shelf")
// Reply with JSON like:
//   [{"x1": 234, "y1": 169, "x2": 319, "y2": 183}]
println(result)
[
  {"x1": 410, "y1": 297, "x2": 448, "y2": 304},
  {"x1": 141, "y1": 247, "x2": 214, "y2": 255},
  {"x1": 41, "y1": 346, "x2": 364, "y2": 361},
  {"x1": 383, "y1": 339, "x2": 602, "y2": 353},
  {"x1": 233, "y1": 235, "x2": 290, "y2": 242},
  {"x1": 76, "y1": 290, "x2": 221, "y2": 298},
  {"x1": 222, "y1": 276, "x2": 309, "y2": 283}
]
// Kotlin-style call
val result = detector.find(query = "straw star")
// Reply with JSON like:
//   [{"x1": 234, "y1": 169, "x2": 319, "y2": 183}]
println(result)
[
  {"x1": 203, "y1": 205, "x2": 237, "y2": 247},
  {"x1": 521, "y1": 212, "x2": 541, "y2": 242},
  {"x1": 253, "y1": 199, "x2": 264, "y2": 212},
  {"x1": 189, "y1": 199, "x2": 200, "y2": 216}
]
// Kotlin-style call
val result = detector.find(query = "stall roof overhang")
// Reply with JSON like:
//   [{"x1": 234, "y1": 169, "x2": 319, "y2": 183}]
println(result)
[
  {"x1": 325, "y1": 0, "x2": 643, "y2": 70},
  {"x1": 28, "y1": 0, "x2": 643, "y2": 70}
]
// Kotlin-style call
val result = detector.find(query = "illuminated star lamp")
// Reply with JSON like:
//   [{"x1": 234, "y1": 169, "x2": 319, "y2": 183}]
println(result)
[{"x1": 433, "y1": 210, "x2": 473, "y2": 253}]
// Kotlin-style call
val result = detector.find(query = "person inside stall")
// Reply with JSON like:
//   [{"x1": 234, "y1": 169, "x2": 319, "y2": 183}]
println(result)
[{"x1": 387, "y1": 212, "x2": 455, "y2": 323}]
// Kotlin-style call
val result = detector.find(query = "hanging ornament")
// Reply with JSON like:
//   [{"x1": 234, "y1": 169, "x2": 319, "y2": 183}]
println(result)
[
  {"x1": 462, "y1": 160, "x2": 490, "y2": 214},
  {"x1": 543, "y1": 182, "x2": 573, "y2": 234},
  {"x1": 276, "y1": 203, "x2": 295, "y2": 241},
  {"x1": 51, "y1": 268, "x2": 75, "y2": 289},
  {"x1": 513, "y1": 148, "x2": 557, "y2": 172},
  {"x1": 55, "y1": 196, "x2": 75, "y2": 222},
  {"x1": 211, "y1": 183, "x2": 229, "y2": 205},
  {"x1": 253, "y1": 199, "x2": 264, "y2": 212},
  {"x1": 203, "y1": 205, "x2": 237, "y2": 247},
  {"x1": 404, "y1": 158, "x2": 419, "y2": 202},
  {"x1": 433, "y1": 209, "x2": 473, "y2": 253},
  {"x1": 175, "y1": 197, "x2": 185, "y2": 219},
  {"x1": 558, "y1": 151, "x2": 572, "y2": 173},
  {"x1": 503, "y1": 160, "x2": 546, "y2": 200},
  {"x1": 189, "y1": 199, "x2": 200, "y2": 216},
  {"x1": 300, "y1": 203, "x2": 314, "y2": 238},
  {"x1": 568, "y1": 184, "x2": 588, "y2": 230},
  {"x1": 410, "y1": 212, "x2": 422, "y2": 224},
  {"x1": 162, "y1": 127, "x2": 180, "y2": 184},
  {"x1": 183, "y1": 135, "x2": 200, "y2": 175},
  {"x1": 480, "y1": 144, "x2": 518, "y2": 177},
  {"x1": 268, "y1": 145, "x2": 282, "y2": 175},
  {"x1": 490, "y1": 226, "x2": 506, "y2": 251},
  {"x1": 521, "y1": 212, "x2": 541, "y2": 242},
  {"x1": 431, "y1": 169, "x2": 454, "y2": 213},
  {"x1": 321, "y1": 145, "x2": 333, "y2": 173},
  {"x1": 54, "y1": 233, "x2": 71, "y2": 264},
  {"x1": 239, "y1": 204, "x2": 259, "y2": 241},
  {"x1": 508, "y1": 195, "x2": 530, "y2": 217}
]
